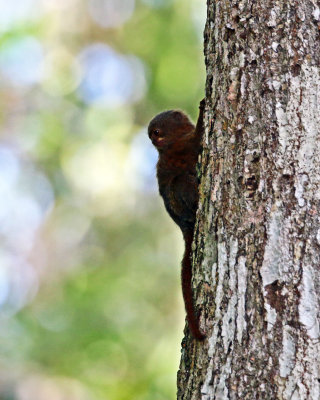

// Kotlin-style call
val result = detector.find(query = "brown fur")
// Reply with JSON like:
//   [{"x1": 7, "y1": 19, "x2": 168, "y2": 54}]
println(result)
[{"x1": 148, "y1": 100, "x2": 205, "y2": 340}]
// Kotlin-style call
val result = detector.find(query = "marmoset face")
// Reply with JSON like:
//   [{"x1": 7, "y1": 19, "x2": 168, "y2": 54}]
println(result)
[{"x1": 148, "y1": 110, "x2": 194, "y2": 150}]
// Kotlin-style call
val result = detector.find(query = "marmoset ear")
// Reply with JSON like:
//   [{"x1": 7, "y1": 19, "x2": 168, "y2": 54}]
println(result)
[{"x1": 172, "y1": 111, "x2": 184, "y2": 120}]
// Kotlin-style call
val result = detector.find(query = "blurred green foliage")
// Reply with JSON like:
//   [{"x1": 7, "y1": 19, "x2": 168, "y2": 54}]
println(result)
[{"x1": 0, "y1": 0, "x2": 205, "y2": 399}]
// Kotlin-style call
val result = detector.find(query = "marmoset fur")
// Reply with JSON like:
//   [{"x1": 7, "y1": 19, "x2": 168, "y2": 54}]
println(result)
[{"x1": 148, "y1": 99, "x2": 205, "y2": 340}]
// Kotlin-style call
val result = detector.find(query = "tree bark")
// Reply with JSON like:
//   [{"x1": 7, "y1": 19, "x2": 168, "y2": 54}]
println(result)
[{"x1": 177, "y1": 0, "x2": 320, "y2": 399}]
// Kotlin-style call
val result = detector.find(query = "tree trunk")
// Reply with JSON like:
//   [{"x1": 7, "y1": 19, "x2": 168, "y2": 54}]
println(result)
[{"x1": 177, "y1": 0, "x2": 320, "y2": 399}]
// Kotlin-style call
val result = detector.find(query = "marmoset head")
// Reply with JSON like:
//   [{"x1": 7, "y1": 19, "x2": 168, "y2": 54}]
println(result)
[{"x1": 148, "y1": 110, "x2": 195, "y2": 150}]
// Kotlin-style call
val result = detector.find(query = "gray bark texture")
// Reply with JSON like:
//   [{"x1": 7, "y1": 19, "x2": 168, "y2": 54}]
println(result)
[{"x1": 177, "y1": 0, "x2": 320, "y2": 399}]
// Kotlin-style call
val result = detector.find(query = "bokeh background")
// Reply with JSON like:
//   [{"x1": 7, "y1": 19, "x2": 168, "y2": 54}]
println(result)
[{"x1": 0, "y1": 0, "x2": 205, "y2": 399}]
